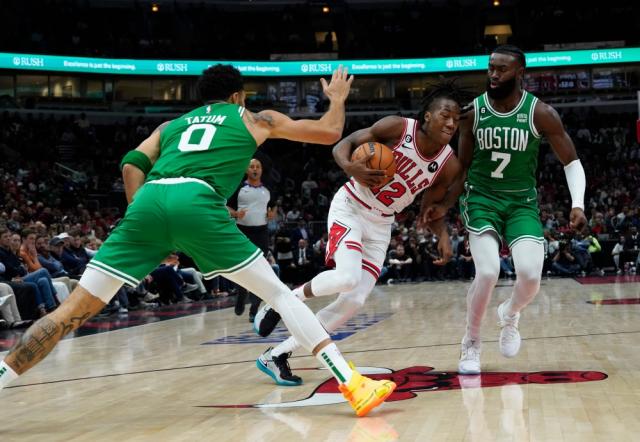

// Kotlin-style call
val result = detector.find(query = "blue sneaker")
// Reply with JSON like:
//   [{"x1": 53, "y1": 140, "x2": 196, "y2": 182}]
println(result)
[{"x1": 256, "y1": 347, "x2": 302, "y2": 386}]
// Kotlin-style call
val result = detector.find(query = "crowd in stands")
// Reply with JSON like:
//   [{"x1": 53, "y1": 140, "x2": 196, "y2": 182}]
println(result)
[
  {"x1": 1, "y1": 0, "x2": 637, "y2": 60},
  {"x1": 0, "y1": 106, "x2": 638, "y2": 325}
]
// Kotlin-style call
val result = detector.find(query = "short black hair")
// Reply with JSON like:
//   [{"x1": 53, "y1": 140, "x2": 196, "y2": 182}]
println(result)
[
  {"x1": 418, "y1": 78, "x2": 475, "y2": 122},
  {"x1": 196, "y1": 64, "x2": 244, "y2": 103},
  {"x1": 492, "y1": 45, "x2": 526, "y2": 68}
]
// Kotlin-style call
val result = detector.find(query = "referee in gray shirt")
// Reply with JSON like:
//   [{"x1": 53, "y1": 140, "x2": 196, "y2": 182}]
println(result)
[{"x1": 228, "y1": 158, "x2": 277, "y2": 321}]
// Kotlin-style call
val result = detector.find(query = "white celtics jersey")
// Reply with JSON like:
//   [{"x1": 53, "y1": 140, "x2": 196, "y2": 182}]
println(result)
[{"x1": 343, "y1": 118, "x2": 454, "y2": 215}]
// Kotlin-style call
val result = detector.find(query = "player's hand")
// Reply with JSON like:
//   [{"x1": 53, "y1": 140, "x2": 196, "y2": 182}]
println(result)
[
  {"x1": 417, "y1": 204, "x2": 447, "y2": 229},
  {"x1": 569, "y1": 207, "x2": 587, "y2": 232},
  {"x1": 321, "y1": 65, "x2": 354, "y2": 103},
  {"x1": 436, "y1": 232, "x2": 452, "y2": 265},
  {"x1": 346, "y1": 151, "x2": 387, "y2": 187},
  {"x1": 237, "y1": 208, "x2": 248, "y2": 220}
]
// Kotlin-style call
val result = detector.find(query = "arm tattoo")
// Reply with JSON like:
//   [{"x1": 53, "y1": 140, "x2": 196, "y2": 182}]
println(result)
[{"x1": 249, "y1": 112, "x2": 275, "y2": 127}]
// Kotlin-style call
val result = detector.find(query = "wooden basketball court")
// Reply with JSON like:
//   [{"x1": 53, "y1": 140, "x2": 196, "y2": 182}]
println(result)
[{"x1": 2, "y1": 276, "x2": 639, "y2": 441}]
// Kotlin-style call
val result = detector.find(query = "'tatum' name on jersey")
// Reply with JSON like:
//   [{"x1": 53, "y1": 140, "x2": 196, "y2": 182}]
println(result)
[
  {"x1": 185, "y1": 115, "x2": 227, "y2": 125},
  {"x1": 476, "y1": 127, "x2": 530, "y2": 152}
]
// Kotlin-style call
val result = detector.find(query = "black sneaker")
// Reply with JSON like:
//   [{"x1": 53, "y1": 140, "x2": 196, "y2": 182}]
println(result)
[
  {"x1": 253, "y1": 304, "x2": 282, "y2": 337},
  {"x1": 234, "y1": 290, "x2": 248, "y2": 316},
  {"x1": 256, "y1": 348, "x2": 302, "y2": 386}
]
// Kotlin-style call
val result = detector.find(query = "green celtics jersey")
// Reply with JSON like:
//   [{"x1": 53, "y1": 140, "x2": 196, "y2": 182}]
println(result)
[
  {"x1": 147, "y1": 103, "x2": 257, "y2": 199},
  {"x1": 467, "y1": 91, "x2": 542, "y2": 192}
]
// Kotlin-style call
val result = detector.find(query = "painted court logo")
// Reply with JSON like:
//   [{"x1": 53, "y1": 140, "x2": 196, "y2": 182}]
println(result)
[{"x1": 201, "y1": 365, "x2": 607, "y2": 409}]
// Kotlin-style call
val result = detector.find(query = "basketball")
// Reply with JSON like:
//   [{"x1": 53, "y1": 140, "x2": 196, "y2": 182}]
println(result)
[{"x1": 351, "y1": 142, "x2": 396, "y2": 187}]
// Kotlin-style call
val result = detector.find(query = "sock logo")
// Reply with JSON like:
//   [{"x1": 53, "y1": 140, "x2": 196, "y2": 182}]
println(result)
[
  {"x1": 321, "y1": 353, "x2": 346, "y2": 383},
  {"x1": 200, "y1": 365, "x2": 607, "y2": 409},
  {"x1": 0, "y1": 366, "x2": 6, "y2": 377}
]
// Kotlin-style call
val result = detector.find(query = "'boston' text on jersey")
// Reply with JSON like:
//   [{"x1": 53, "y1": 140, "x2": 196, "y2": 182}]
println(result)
[{"x1": 476, "y1": 127, "x2": 529, "y2": 151}]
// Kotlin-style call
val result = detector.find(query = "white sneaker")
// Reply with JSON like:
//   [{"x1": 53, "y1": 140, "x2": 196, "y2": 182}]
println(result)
[
  {"x1": 0, "y1": 294, "x2": 13, "y2": 308},
  {"x1": 497, "y1": 301, "x2": 521, "y2": 358},
  {"x1": 143, "y1": 292, "x2": 159, "y2": 302},
  {"x1": 183, "y1": 283, "x2": 199, "y2": 294},
  {"x1": 458, "y1": 338, "x2": 481, "y2": 374}
]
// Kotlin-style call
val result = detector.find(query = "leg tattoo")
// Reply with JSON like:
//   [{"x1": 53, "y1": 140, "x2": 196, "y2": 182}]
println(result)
[
  {"x1": 7, "y1": 310, "x2": 94, "y2": 374},
  {"x1": 10, "y1": 317, "x2": 59, "y2": 371}
]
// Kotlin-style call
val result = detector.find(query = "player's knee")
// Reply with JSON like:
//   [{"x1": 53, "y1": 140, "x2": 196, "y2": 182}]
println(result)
[
  {"x1": 475, "y1": 264, "x2": 500, "y2": 283},
  {"x1": 516, "y1": 266, "x2": 541, "y2": 287},
  {"x1": 334, "y1": 271, "x2": 361, "y2": 293},
  {"x1": 351, "y1": 294, "x2": 368, "y2": 310}
]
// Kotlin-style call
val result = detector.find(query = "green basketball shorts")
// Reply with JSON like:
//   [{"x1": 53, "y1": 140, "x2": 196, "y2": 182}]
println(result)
[
  {"x1": 88, "y1": 178, "x2": 261, "y2": 286},
  {"x1": 459, "y1": 183, "x2": 543, "y2": 247}
]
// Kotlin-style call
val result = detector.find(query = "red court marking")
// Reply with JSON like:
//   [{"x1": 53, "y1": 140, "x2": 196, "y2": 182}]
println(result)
[
  {"x1": 588, "y1": 298, "x2": 640, "y2": 305},
  {"x1": 576, "y1": 275, "x2": 640, "y2": 285}
]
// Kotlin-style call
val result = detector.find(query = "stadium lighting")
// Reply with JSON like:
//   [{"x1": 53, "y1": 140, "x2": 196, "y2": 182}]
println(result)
[
  {"x1": 322, "y1": 6, "x2": 330, "y2": 13},
  {"x1": 151, "y1": 3, "x2": 159, "y2": 12},
  {"x1": 493, "y1": 0, "x2": 500, "y2": 6}
]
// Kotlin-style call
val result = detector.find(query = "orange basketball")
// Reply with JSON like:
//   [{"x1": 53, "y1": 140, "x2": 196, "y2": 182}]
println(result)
[{"x1": 351, "y1": 142, "x2": 396, "y2": 187}]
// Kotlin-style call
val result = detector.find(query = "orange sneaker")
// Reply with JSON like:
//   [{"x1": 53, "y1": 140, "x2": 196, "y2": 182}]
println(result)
[{"x1": 338, "y1": 368, "x2": 396, "y2": 417}]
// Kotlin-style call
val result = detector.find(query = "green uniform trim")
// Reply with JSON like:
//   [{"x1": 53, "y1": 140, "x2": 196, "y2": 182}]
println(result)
[
  {"x1": 87, "y1": 261, "x2": 139, "y2": 286},
  {"x1": 202, "y1": 248, "x2": 263, "y2": 279}
]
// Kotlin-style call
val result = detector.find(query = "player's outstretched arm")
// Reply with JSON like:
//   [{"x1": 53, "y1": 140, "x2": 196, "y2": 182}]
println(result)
[
  {"x1": 121, "y1": 122, "x2": 166, "y2": 204},
  {"x1": 332, "y1": 116, "x2": 404, "y2": 187},
  {"x1": 534, "y1": 102, "x2": 587, "y2": 232},
  {"x1": 244, "y1": 66, "x2": 353, "y2": 145}
]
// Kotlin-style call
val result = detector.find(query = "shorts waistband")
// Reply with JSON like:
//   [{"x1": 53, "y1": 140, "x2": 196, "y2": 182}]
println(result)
[{"x1": 342, "y1": 182, "x2": 394, "y2": 218}]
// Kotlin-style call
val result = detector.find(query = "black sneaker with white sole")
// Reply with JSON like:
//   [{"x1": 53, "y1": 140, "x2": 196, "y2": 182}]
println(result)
[
  {"x1": 253, "y1": 304, "x2": 282, "y2": 337},
  {"x1": 256, "y1": 347, "x2": 302, "y2": 386}
]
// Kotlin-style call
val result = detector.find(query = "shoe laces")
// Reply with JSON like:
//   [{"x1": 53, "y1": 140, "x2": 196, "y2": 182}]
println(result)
[
  {"x1": 462, "y1": 341, "x2": 480, "y2": 361},
  {"x1": 498, "y1": 314, "x2": 519, "y2": 329},
  {"x1": 499, "y1": 305, "x2": 520, "y2": 329},
  {"x1": 500, "y1": 324, "x2": 519, "y2": 342},
  {"x1": 499, "y1": 314, "x2": 520, "y2": 342},
  {"x1": 273, "y1": 352, "x2": 294, "y2": 377}
]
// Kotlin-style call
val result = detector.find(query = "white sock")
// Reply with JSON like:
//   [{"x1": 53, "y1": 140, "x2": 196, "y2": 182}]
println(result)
[
  {"x1": 0, "y1": 360, "x2": 19, "y2": 389},
  {"x1": 316, "y1": 342, "x2": 353, "y2": 384},
  {"x1": 271, "y1": 336, "x2": 300, "y2": 358}
]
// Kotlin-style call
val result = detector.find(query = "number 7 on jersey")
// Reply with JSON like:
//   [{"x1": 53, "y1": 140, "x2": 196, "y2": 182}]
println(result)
[{"x1": 490, "y1": 152, "x2": 511, "y2": 179}]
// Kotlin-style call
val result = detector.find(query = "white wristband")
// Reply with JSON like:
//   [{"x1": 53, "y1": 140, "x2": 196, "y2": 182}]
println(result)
[{"x1": 563, "y1": 159, "x2": 586, "y2": 210}]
